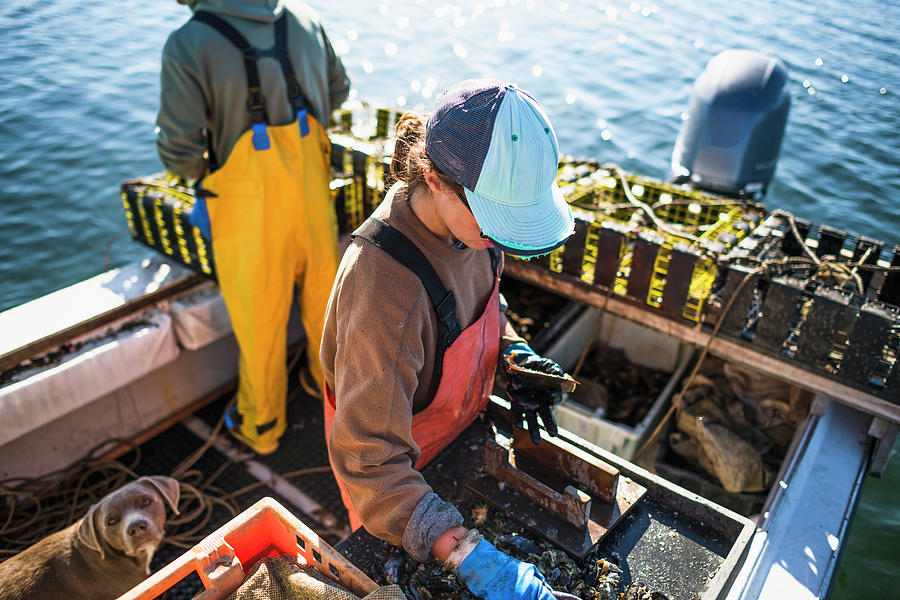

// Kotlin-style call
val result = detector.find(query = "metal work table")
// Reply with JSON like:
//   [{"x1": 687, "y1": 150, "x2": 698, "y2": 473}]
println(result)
[{"x1": 336, "y1": 402, "x2": 755, "y2": 600}]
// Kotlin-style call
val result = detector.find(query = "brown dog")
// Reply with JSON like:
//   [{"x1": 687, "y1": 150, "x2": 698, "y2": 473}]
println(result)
[{"x1": 0, "y1": 475, "x2": 180, "y2": 600}]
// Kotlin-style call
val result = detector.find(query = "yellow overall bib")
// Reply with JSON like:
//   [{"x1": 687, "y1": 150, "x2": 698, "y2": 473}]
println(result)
[{"x1": 194, "y1": 11, "x2": 339, "y2": 450}]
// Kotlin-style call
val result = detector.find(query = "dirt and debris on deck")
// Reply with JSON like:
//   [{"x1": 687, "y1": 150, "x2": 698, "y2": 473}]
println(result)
[
  {"x1": 340, "y1": 415, "x2": 739, "y2": 600},
  {"x1": 373, "y1": 499, "x2": 684, "y2": 600}
]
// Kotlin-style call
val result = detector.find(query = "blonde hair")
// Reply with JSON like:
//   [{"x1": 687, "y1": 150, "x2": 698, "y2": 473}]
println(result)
[{"x1": 391, "y1": 111, "x2": 461, "y2": 196}]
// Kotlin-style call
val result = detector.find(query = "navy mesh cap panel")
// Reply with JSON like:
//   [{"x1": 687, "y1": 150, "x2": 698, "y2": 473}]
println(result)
[{"x1": 425, "y1": 80, "x2": 508, "y2": 191}]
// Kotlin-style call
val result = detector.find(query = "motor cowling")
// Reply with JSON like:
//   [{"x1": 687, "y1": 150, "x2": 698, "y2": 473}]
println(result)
[{"x1": 671, "y1": 49, "x2": 790, "y2": 199}]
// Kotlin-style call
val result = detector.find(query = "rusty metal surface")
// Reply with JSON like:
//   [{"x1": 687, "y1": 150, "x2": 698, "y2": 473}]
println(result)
[
  {"x1": 510, "y1": 428, "x2": 619, "y2": 502},
  {"x1": 466, "y1": 470, "x2": 645, "y2": 559},
  {"x1": 338, "y1": 411, "x2": 755, "y2": 599},
  {"x1": 468, "y1": 428, "x2": 646, "y2": 558},
  {"x1": 479, "y1": 439, "x2": 592, "y2": 531}
]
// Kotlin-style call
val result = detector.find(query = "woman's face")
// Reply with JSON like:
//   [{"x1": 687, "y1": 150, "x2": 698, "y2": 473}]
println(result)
[
  {"x1": 439, "y1": 190, "x2": 494, "y2": 250},
  {"x1": 422, "y1": 168, "x2": 494, "y2": 250}
]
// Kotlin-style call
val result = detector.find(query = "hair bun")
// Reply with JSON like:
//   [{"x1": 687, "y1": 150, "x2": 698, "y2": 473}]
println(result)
[{"x1": 391, "y1": 112, "x2": 428, "y2": 182}]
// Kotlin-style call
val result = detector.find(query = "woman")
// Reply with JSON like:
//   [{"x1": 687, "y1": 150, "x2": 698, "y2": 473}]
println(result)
[{"x1": 321, "y1": 79, "x2": 574, "y2": 600}]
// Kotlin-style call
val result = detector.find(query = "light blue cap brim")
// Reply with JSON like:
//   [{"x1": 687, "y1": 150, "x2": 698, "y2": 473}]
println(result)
[
  {"x1": 455, "y1": 84, "x2": 574, "y2": 255},
  {"x1": 464, "y1": 180, "x2": 574, "y2": 256}
]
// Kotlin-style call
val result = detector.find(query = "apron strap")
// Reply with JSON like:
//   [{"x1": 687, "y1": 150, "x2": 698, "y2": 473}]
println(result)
[
  {"x1": 353, "y1": 217, "x2": 463, "y2": 401},
  {"x1": 191, "y1": 11, "x2": 268, "y2": 129},
  {"x1": 192, "y1": 11, "x2": 313, "y2": 141},
  {"x1": 274, "y1": 13, "x2": 313, "y2": 118},
  {"x1": 488, "y1": 246, "x2": 501, "y2": 276}
]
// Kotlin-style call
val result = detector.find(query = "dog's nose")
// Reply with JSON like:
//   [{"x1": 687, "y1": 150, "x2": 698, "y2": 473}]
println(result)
[{"x1": 128, "y1": 520, "x2": 149, "y2": 538}]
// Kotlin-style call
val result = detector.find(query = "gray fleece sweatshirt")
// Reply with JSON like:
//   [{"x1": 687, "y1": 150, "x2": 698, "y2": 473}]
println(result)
[{"x1": 156, "y1": 0, "x2": 349, "y2": 180}]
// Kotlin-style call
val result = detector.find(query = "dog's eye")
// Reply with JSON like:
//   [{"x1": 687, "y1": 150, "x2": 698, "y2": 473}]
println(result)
[
  {"x1": 106, "y1": 517, "x2": 119, "y2": 526},
  {"x1": 141, "y1": 496, "x2": 152, "y2": 506}
]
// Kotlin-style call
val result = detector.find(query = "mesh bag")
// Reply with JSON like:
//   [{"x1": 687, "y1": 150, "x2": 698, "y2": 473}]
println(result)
[{"x1": 226, "y1": 556, "x2": 406, "y2": 600}]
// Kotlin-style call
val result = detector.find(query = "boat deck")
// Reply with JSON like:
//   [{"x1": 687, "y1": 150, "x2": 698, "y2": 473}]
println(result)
[
  {"x1": 0, "y1": 258, "x2": 881, "y2": 599},
  {"x1": 124, "y1": 374, "x2": 753, "y2": 600}
]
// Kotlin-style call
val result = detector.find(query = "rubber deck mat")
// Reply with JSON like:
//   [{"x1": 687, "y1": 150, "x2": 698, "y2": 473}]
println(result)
[{"x1": 194, "y1": 389, "x2": 348, "y2": 523}]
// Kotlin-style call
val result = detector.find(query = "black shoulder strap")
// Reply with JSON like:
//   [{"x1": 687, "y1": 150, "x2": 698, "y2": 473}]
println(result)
[
  {"x1": 273, "y1": 12, "x2": 312, "y2": 117},
  {"x1": 353, "y1": 218, "x2": 463, "y2": 403},
  {"x1": 488, "y1": 246, "x2": 501, "y2": 276},
  {"x1": 191, "y1": 11, "x2": 268, "y2": 126}
]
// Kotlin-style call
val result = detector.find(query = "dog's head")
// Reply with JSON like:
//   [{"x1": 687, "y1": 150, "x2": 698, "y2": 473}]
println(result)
[{"x1": 76, "y1": 476, "x2": 180, "y2": 574}]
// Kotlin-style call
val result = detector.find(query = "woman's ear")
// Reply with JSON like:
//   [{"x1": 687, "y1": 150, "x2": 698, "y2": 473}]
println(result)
[{"x1": 423, "y1": 168, "x2": 444, "y2": 195}]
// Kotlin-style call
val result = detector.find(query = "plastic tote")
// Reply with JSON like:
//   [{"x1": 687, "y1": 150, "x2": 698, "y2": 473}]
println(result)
[
  {"x1": 119, "y1": 497, "x2": 377, "y2": 600},
  {"x1": 545, "y1": 306, "x2": 693, "y2": 460}
]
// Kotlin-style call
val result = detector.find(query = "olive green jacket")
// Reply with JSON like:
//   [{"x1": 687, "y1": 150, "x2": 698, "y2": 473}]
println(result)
[{"x1": 156, "y1": 0, "x2": 350, "y2": 181}]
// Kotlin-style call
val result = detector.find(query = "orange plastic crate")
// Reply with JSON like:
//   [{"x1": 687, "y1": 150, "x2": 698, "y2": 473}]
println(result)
[{"x1": 119, "y1": 497, "x2": 377, "y2": 600}]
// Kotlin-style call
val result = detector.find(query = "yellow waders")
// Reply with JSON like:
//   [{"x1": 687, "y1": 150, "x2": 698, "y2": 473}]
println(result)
[
  {"x1": 188, "y1": 10, "x2": 340, "y2": 451},
  {"x1": 203, "y1": 115, "x2": 338, "y2": 450}
]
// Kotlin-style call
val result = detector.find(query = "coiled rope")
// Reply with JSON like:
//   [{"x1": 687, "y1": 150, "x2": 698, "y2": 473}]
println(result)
[{"x1": 0, "y1": 346, "x2": 334, "y2": 558}]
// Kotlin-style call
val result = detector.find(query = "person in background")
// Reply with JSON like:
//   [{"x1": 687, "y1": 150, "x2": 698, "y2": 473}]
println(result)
[
  {"x1": 156, "y1": 0, "x2": 349, "y2": 455},
  {"x1": 321, "y1": 79, "x2": 575, "y2": 600}
]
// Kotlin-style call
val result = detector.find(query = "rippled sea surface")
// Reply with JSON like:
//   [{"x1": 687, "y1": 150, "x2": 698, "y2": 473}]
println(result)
[{"x1": 0, "y1": 0, "x2": 897, "y2": 595}]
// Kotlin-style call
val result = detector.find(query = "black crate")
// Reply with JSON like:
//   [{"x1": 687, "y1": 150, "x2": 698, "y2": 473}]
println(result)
[{"x1": 120, "y1": 175, "x2": 216, "y2": 279}]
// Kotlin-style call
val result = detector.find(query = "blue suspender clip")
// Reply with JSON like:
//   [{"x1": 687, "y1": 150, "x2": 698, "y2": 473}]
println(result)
[
  {"x1": 251, "y1": 122, "x2": 271, "y2": 150},
  {"x1": 189, "y1": 189, "x2": 213, "y2": 241},
  {"x1": 297, "y1": 109, "x2": 309, "y2": 138}
]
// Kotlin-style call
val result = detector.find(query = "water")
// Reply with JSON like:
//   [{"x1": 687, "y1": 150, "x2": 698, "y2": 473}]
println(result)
[{"x1": 0, "y1": 0, "x2": 897, "y2": 595}]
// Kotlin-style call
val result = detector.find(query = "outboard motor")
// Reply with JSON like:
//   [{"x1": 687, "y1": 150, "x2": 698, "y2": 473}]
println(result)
[{"x1": 671, "y1": 49, "x2": 790, "y2": 199}]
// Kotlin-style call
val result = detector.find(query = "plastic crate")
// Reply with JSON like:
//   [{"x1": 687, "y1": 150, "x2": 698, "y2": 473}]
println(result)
[
  {"x1": 122, "y1": 107, "x2": 762, "y2": 326},
  {"x1": 120, "y1": 174, "x2": 217, "y2": 279},
  {"x1": 535, "y1": 158, "x2": 766, "y2": 321},
  {"x1": 545, "y1": 306, "x2": 693, "y2": 460},
  {"x1": 119, "y1": 497, "x2": 377, "y2": 600}
]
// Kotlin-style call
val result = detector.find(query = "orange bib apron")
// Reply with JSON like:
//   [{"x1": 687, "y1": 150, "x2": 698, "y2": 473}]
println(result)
[{"x1": 324, "y1": 221, "x2": 500, "y2": 531}]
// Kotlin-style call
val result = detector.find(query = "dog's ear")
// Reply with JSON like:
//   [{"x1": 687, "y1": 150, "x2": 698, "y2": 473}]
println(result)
[
  {"x1": 76, "y1": 502, "x2": 106, "y2": 559},
  {"x1": 140, "y1": 476, "x2": 181, "y2": 515}
]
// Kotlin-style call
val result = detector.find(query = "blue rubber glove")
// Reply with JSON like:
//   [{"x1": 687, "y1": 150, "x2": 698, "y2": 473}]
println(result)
[
  {"x1": 455, "y1": 538, "x2": 555, "y2": 600},
  {"x1": 502, "y1": 342, "x2": 565, "y2": 445}
]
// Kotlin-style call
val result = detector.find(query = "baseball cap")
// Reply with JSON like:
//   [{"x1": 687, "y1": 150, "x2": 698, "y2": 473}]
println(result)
[{"x1": 425, "y1": 79, "x2": 574, "y2": 256}]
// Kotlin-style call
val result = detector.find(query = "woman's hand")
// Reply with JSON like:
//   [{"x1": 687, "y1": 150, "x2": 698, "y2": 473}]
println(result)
[
  {"x1": 431, "y1": 525, "x2": 468, "y2": 562},
  {"x1": 502, "y1": 342, "x2": 565, "y2": 445},
  {"x1": 453, "y1": 536, "x2": 555, "y2": 600}
]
